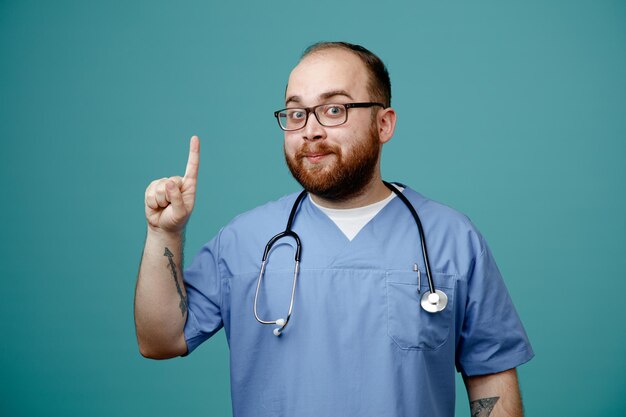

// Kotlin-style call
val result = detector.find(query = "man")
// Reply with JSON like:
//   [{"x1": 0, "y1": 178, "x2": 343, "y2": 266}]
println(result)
[{"x1": 135, "y1": 42, "x2": 534, "y2": 417}]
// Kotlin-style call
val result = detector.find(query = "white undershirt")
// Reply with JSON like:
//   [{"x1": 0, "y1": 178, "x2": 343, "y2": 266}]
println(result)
[{"x1": 309, "y1": 185, "x2": 404, "y2": 241}]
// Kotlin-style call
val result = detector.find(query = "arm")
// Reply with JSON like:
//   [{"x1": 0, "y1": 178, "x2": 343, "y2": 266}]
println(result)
[
  {"x1": 135, "y1": 229, "x2": 189, "y2": 359},
  {"x1": 463, "y1": 368, "x2": 524, "y2": 417},
  {"x1": 134, "y1": 136, "x2": 200, "y2": 359}
]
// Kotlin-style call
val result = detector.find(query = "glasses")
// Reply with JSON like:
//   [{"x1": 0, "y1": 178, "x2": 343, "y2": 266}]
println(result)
[{"x1": 274, "y1": 102, "x2": 385, "y2": 131}]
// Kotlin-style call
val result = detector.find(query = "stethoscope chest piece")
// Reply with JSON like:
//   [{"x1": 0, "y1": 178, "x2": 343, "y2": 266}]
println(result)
[{"x1": 420, "y1": 290, "x2": 448, "y2": 313}]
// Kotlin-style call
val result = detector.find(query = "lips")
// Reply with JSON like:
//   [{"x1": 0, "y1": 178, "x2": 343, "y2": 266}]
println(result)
[
  {"x1": 304, "y1": 152, "x2": 331, "y2": 163},
  {"x1": 297, "y1": 145, "x2": 338, "y2": 164}
]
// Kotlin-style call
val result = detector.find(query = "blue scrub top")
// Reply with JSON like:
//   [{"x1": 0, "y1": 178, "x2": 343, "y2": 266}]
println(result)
[{"x1": 183, "y1": 186, "x2": 534, "y2": 417}]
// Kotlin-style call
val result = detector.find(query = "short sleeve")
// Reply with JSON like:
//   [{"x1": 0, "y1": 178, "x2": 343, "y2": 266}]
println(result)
[
  {"x1": 455, "y1": 240, "x2": 534, "y2": 376},
  {"x1": 182, "y1": 232, "x2": 224, "y2": 355}
]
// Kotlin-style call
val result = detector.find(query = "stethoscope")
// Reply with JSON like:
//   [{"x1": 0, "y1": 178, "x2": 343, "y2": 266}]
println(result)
[{"x1": 253, "y1": 181, "x2": 448, "y2": 336}]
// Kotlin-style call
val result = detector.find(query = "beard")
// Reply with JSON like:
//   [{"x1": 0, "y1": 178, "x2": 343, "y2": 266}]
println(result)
[{"x1": 284, "y1": 122, "x2": 381, "y2": 202}]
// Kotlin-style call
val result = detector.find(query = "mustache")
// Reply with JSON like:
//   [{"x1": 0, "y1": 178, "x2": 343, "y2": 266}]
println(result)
[{"x1": 295, "y1": 143, "x2": 340, "y2": 158}]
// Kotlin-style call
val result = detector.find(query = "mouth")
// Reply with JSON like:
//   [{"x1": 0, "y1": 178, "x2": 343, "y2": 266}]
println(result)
[{"x1": 304, "y1": 152, "x2": 332, "y2": 163}]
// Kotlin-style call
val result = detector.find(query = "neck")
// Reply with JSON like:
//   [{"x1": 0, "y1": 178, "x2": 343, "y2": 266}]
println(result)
[{"x1": 309, "y1": 175, "x2": 391, "y2": 209}]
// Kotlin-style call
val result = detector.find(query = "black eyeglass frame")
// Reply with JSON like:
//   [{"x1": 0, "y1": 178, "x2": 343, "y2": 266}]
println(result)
[{"x1": 273, "y1": 102, "x2": 386, "y2": 131}]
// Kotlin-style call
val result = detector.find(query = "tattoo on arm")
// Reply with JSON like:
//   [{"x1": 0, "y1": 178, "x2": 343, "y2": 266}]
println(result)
[
  {"x1": 164, "y1": 247, "x2": 188, "y2": 317},
  {"x1": 470, "y1": 396, "x2": 500, "y2": 417}
]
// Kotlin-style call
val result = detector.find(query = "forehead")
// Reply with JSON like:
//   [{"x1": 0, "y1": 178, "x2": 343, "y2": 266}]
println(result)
[{"x1": 285, "y1": 49, "x2": 370, "y2": 105}]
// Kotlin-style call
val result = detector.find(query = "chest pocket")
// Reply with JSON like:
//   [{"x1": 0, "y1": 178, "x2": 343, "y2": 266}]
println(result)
[{"x1": 386, "y1": 271, "x2": 456, "y2": 350}]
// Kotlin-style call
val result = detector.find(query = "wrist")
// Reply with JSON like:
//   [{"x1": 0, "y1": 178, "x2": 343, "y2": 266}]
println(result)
[{"x1": 146, "y1": 224, "x2": 185, "y2": 242}]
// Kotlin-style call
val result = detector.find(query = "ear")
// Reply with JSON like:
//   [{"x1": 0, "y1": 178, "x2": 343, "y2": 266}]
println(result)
[{"x1": 376, "y1": 107, "x2": 397, "y2": 144}]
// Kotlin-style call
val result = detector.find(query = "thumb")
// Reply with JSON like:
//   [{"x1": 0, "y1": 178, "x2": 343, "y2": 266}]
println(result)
[{"x1": 165, "y1": 180, "x2": 187, "y2": 218}]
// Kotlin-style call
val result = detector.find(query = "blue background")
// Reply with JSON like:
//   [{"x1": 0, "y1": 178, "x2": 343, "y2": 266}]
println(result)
[{"x1": 1, "y1": 1, "x2": 625, "y2": 416}]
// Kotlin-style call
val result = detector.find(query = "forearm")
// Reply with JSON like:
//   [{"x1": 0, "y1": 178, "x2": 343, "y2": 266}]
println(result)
[
  {"x1": 134, "y1": 226, "x2": 189, "y2": 358},
  {"x1": 464, "y1": 368, "x2": 523, "y2": 417}
]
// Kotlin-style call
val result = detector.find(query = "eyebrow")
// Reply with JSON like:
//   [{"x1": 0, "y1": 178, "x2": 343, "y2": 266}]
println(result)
[{"x1": 285, "y1": 90, "x2": 354, "y2": 106}]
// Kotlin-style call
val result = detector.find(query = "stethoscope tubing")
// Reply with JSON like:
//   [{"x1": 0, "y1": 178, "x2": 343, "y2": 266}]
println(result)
[
  {"x1": 254, "y1": 183, "x2": 446, "y2": 336},
  {"x1": 383, "y1": 181, "x2": 437, "y2": 296}
]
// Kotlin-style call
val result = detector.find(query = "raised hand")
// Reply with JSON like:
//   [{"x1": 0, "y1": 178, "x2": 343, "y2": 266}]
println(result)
[{"x1": 144, "y1": 136, "x2": 200, "y2": 234}]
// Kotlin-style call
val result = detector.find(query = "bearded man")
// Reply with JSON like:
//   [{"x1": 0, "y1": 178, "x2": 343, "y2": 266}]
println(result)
[{"x1": 135, "y1": 42, "x2": 534, "y2": 417}]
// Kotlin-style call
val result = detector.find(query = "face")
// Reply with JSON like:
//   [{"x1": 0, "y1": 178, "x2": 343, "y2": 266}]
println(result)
[{"x1": 283, "y1": 49, "x2": 383, "y2": 201}]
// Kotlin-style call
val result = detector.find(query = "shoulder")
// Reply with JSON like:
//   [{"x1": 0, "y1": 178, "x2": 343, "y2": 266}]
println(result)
[
  {"x1": 215, "y1": 190, "x2": 304, "y2": 246},
  {"x1": 227, "y1": 191, "x2": 302, "y2": 230},
  {"x1": 403, "y1": 186, "x2": 476, "y2": 231},
  {"x1": 401, "y1": 185, "x2": 487, "y2": 265},
  {"x1": 199, "y1": 191, "x2": 305, "y2": 276}
]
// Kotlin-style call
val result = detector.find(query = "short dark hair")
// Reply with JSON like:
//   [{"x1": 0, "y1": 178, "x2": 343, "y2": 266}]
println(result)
[{"x1": 300, "y1": 41, "x2": 392, "y2": 108}]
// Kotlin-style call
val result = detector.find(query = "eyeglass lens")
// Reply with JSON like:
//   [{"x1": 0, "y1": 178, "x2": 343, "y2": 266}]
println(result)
[{"x1": 278, "y1": 104, "x2": 348, "y2": 130}]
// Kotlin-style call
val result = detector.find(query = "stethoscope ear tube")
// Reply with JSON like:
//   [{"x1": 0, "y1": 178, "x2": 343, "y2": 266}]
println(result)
[
  {"x1": 254, "y1": 248, "x2": 301, "y2": 336},
  {"x1": 254, "y1": 190, "x2": 307, "y2": 335}
]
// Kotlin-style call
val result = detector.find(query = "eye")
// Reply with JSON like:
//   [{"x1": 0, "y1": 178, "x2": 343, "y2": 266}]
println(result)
[
  {"x1": 324, "y1": 105, "x2": 345, "y2": 118},
  {"x1": 288, "y1": 110, "x2": 306, "y2": 120}
]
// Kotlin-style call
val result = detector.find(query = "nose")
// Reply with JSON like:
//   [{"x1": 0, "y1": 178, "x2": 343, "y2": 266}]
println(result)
[{"x1": 301, "y1": 111, "x2": 326, "y2": 142}]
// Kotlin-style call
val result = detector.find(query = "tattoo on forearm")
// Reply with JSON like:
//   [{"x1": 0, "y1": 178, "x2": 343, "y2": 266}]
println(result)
[
  {"x1": 470, "y1": 396, "x2": 500, "y2": 417},
  {"x1": 164, "y1": 247, "x2": 188, "y2": 316}
]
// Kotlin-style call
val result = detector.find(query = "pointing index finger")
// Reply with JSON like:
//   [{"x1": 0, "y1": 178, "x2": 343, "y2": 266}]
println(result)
[{"x1": 183, "y1": 135, "x2": 200, "y2": 182}]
